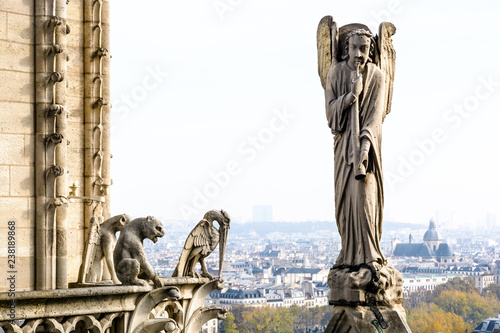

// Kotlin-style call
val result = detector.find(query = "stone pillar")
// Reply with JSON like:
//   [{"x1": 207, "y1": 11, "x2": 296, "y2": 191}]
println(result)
[{"x1": 83, "y1": 0, "x2": 111, "y2": 240}]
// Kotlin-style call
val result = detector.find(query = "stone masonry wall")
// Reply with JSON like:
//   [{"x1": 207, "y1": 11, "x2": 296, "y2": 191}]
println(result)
[
  {"x1": 0, "y1": 0, "x2": 36, "y2": 292},
  {"x1": 0, "y1": 0, "x2": 87, "y2": 291}
]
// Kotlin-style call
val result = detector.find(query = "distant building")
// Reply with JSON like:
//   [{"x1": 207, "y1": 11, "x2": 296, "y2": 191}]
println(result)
[
  {"x1": 210, "y1": 282, "x2": 329, "y2": 310},
  {"x1": 473, "y1": 274, "x2": 496, "y2": 293},
  {"x1": 393, "y1": 219, "x2": 453, "y2": 262},
  {"x1": 260, "y1": 249, "x2": 284, "y2": 259},
  {"x1": 402, "y1": 274, "x2": 458, "y2": 296},
  {"x1": 201, "y1": 319, "x2": 219, "y2": 333},
  {"x1": 423, "y1": 219, "x2": 442, "y2": 252},
  {"x1": 280, "y1": 267, "x2": 328, "y2": 284},
  {"x1": 212, "y1": 288, "x2": 267, "y2": 309},
  {"x1": 253, "y1": 205, "x2": 273, "y2": 222},
  {"x1": 283, "y1": 289, "x2": 306, "y2": 307}
]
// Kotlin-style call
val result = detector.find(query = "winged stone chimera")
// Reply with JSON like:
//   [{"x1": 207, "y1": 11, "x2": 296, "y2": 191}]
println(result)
[
  {"x1": 173, "y1": 209, "x2": 230, "y2": 280},
  {"x1": 317, "y1": 16, "x2": 411, "y2": 332}
]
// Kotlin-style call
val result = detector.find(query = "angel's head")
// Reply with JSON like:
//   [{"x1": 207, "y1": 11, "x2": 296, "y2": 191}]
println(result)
[{"x1": 343, "y1": 29, "x2": 374, "y2": 71}]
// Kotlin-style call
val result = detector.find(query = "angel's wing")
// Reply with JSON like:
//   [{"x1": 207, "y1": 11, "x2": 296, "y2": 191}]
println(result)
[
  {"x1": 377, "y1": 22, "x2": 396, "y2": 120},
  {"x1": 317, "y1": 16, "x2": 339, "y2": 90},
  {"x1": 172, "y1": 219, "x2": 210, "y2": 277}
]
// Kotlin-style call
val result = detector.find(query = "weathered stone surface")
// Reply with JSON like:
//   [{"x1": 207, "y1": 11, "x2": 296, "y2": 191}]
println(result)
[
  {"x1": 66, "y1": 72, "x2": 84, "y2": 97},
  {"x1": 6, "y1": 12, "x2": 33, "y2": 44},
  {"x1": 0, "y1": 102, "x2": 34, "y2": 134},
  {"x1": 326, "y1": 305, "x2": 411, "y2": 333},
  {"x1": 0, "y1": 70, "x2": 33, "y2": 103},
  {"x1": 67, "y1": 227, "x2": 85, "y2": 283},
  {"x1": 66, "y1": 1, "x2": 83, "y2": 28},
  {"x1": 66, "y1": 20, "x2": 84, "y2": 48},
  {"x1": 0, "y1": 12, "x2": 6, "y2": 40},
  {"x1": 0, "y1": 134, "x2": 25, "y2": 164},
  {"x1": 27, "y1": 196, "x2": 35, "y2": 227},
  {"x1": 0, "y1": 227, "x2": 35, "y2": 291},
  {"x1": 67, "y1": 147, "x2": 84, "y2": 174},
  {"x1": 0, "y1": 40, "x2": 33, "y2": 72},
  {"x1": 328, "y1": 265, "x2": 403, "y2": 306},
  {"x1": 0, "y1": 0, "x2": 32, "y2": 16},
  {"x1": 10, "y1": 165, "x2": 34, "y2": 196},
  {"x1": 0, "y1": 166, "x2": 9, "y2": 196},
  {"x1": 0, "y1": 227, "x2": 34, "y2": 257},
  {"x1": 23, "y1": 134, "x2": 34, "y2": 165},
  {"x1": 0, "y1": 197, "x2": 28, "y2": 222}
]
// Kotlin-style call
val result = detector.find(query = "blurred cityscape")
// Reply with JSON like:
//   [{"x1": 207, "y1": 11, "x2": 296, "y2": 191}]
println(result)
[{"x1": 143, "y1": 206, "x2": 500, "y2": 331}]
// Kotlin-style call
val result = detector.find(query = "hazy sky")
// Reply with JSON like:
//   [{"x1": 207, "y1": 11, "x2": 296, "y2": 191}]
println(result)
[{"x1": 109, "y1": 0, "x2": 500, "y2": 226}]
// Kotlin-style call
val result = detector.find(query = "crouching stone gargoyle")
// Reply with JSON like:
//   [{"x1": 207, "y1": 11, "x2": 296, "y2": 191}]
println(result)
[{"x1": 114, "y1": 216, "x2": 165, "y2": 288}]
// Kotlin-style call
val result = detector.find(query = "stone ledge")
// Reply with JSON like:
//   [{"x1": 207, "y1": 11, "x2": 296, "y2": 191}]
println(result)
[
  {"x1": 0, "y1": 276, "x2": 211, "y2": 301},
  {"x1": 0, "y1": 278, "x2": 223, "y2": 331}
]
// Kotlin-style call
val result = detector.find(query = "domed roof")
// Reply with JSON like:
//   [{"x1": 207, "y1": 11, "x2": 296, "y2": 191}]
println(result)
[{"x1": 423, "y1": 219, "x2": 441, "y2": 241}]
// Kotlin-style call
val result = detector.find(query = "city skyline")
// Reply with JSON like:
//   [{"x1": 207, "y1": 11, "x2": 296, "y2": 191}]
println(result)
[{"x1": 109, "y1": 1, "x2": 500, "y2": 225}]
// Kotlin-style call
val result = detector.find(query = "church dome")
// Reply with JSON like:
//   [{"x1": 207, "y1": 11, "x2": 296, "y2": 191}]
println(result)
[{"x1": 423, "y1": 219, "x2": 441, "y2": 241}]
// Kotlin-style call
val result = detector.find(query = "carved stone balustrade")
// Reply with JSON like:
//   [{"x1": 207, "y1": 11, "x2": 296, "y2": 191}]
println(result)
[{"x1": 0, "y1": 277, "x2": 226, "y2": 333}]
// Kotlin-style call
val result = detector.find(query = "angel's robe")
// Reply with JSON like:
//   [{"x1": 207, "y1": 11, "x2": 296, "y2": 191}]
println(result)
[{"x1": 325, "y1": 61, "x2": 386, "y2": 266}]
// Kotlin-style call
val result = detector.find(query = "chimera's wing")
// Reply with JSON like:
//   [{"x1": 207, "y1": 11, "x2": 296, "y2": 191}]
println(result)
[
  {"x1": 317, "y1": 16, "x2": 339, "y2": 90},
  {"x1": 377, "y1": 22, "x2": 396, "y2": 120},
  {"x1": 192, "y1": 219, "x2": 210, "y2": 248},
  {"x1": 172, "y1": 219, "x2": 210, "y2": 277}
]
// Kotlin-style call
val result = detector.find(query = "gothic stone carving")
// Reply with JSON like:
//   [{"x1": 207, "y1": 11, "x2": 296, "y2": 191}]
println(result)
[
  {"x1": 173, "y1": 210, "x2": 230, "y2": 279},
  {"x1": 317, "y1": 16, "x2": 410, "y2": 332},
  {"x1": 114, "y1": 216, "x2": 165, "y2": 288},
  {"x1": 86, "y1": 214, "x2": 133, "y2": 284}
]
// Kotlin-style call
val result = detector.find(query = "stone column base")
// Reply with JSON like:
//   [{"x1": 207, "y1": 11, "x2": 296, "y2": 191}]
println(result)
[
  {"x1": 328, "y1": 265, "x2": 403, "y2": 306},
  {"x1": 325, "y1": 305, "x2": 412, "y2": 333}
]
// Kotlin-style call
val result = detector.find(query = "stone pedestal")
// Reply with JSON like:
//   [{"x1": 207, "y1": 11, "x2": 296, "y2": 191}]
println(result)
[
  {"x1": 328, "y1": 265, "x2": 403, "y2": 306},
  {"x1": 325, "y1": 305, "x2": 412, "y2": 333},
  {"x1": 327, "y1": 265, "x2": 412, "y2": 332}
]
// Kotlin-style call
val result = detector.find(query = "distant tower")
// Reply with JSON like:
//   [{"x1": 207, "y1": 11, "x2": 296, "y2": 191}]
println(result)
[
  {"x1": 409, "y1": 234, "x2": 412, "y2": 244},
  {"x1": 252, "y1": 205, "x2": 273, "y2": 222},
  {"x1": 423, "y1": 218, "x2": 442, "y2": 252}
]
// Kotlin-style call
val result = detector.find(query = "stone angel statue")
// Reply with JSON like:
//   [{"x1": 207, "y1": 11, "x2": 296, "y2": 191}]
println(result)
[
  {"x1": 317, "y1": 17, "x2": 396, "y2": 268},
  {"x1": 317, "y1": 18, "x2": 413, "y2": 332}
]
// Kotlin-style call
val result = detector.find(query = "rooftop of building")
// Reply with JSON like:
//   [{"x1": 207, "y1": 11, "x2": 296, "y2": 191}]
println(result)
[{"x1": 423, "y1": 218, "x2": 441, "y2": 241}]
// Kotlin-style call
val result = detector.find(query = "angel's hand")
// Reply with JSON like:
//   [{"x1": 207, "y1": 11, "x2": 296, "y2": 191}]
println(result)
[{"x1": 351, "y1": 75, "x2": 363, "y2": 98}]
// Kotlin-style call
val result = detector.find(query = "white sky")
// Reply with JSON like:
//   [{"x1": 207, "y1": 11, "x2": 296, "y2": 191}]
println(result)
[{"x1": 109, "y1": 0, "x2": 500, "y2": 226}]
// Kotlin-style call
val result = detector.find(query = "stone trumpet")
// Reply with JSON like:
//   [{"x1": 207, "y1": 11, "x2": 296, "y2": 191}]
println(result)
[{"x1": 352, "y1": 65, "x2": 366, "y2": 180}]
